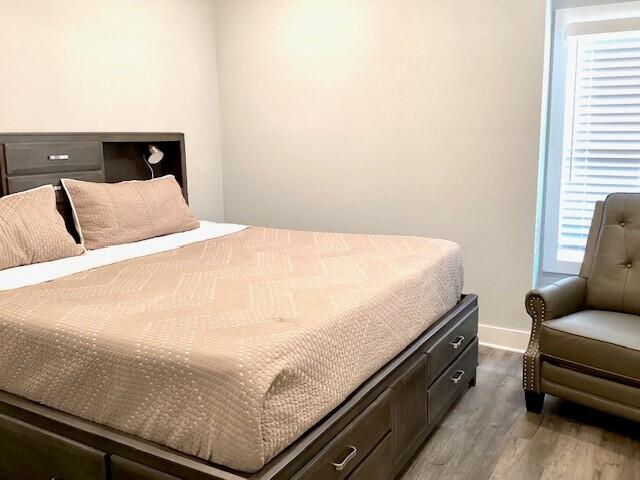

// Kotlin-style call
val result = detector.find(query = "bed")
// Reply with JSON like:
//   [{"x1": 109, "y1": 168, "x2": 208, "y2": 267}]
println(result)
[{"x1": 0, "y1": 133, "x2": 478, "y2": 480}]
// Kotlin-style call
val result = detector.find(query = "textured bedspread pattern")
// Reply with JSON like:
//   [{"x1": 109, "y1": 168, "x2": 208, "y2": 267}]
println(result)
[{"x1": 0, "y1": 227, "x2": 463, "y2": 472}]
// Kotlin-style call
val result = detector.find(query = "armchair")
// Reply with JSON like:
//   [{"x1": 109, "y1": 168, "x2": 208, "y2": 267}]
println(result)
[{"x1": 524, "y1": 193, "x2": 640, "y2": 421}]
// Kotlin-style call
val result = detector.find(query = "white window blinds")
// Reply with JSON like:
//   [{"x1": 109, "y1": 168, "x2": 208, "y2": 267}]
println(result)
[{"x1": 557, "y1": 29, "x2": 640, "y2": 263}]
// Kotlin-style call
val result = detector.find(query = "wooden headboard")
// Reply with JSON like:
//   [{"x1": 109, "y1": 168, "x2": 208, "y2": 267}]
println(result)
[{"x1": 0, "y1": 132, "x2": 187, "y2": 239}]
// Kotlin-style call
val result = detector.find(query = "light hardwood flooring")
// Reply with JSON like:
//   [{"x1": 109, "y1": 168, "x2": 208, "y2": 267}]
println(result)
[{"x1": 400, "y1": 346, "x2": 640, "y2": 480}]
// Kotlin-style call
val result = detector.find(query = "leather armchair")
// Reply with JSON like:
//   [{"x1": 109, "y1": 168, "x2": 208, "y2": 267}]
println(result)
[{"x1": 523, "y1": 193, "x2": 640, "y2": 422}]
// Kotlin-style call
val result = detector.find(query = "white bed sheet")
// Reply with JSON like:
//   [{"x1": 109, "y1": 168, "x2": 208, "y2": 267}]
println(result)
[{"x1": 0, "y1": 221, "x2": 247, "y2": 292}]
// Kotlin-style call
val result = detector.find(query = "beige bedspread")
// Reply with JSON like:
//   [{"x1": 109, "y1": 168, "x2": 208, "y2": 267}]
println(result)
[{"x1": 0, "y1": 227, "x2": 463, "y2": 472}]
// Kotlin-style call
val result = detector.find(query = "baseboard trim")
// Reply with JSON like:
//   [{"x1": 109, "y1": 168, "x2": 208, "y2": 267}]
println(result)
[{"x1": 478, "y1": 323, "x2": 529, "y2": 353}]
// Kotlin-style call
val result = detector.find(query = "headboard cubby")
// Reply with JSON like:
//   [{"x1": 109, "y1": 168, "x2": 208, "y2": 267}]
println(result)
[{"x1": 0, "y1": 132, "x2": 187, "y2": 239}]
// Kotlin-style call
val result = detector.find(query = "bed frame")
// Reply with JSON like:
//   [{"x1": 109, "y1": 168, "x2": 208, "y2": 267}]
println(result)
[{"x1": 0, "y1": 133, "x2": 479, "y2": 480}]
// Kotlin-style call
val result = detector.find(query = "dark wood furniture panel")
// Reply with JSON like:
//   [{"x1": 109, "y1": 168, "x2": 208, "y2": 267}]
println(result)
[
  {"x1": 0, "y1": 413, "x2": 107, "y2": 480},
  {"x1": 112, "y1": 456, "x2": 183, "y2": 480},
  {"x1": 426, "y1": 304, "x2": 478, "y2": 384},
  {"x1": 429, "y1": 338, "x2": 479, "y2": 423},
  {"x1": 4, "y1": 141, "x2": 103, "y2": 175},
  {"x1": 293, "y1": 391, "x2": 391, "y2": 480},
  {"x1": 346, "y1": 433, "x2": 392, "y2": 480},
  {"x1": 390, "y1": 355, "x2": 428, "y2": 462}
]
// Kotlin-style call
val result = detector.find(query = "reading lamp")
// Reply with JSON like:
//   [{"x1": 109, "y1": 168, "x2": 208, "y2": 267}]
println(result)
[{"x1": 143, "y1": 145, "x2": 164, "y2": 179}]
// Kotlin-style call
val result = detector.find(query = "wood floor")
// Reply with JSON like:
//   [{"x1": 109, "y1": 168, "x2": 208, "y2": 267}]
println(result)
[{"x1": 400, "y1": 346, "x2": 640, "y2": 480}]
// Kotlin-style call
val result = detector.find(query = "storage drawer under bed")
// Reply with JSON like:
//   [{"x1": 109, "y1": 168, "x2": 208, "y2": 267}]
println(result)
[
  {"x1": 111, "y1": 456, "x2": 182, "y2": 480},
  {"x1": 0, "y1": 413, "x2": 107, "y2": 480},
  {"x1": 428, "y1": 338, "x2": 478, "y2": 423},
  {"x1": 425, "y1": 304, "x2": 478, "y2": 385},
  {"x1": 293, "y1": 390, "x2": 391, "y2": 480},
  {"x1": 346, "y1": 432, "x2": 392, "y2": 480}
]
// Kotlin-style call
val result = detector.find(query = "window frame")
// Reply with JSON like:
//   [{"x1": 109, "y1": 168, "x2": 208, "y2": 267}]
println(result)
[{"x1": 541, "y1": 0, "x2": 640, "y2": 276}]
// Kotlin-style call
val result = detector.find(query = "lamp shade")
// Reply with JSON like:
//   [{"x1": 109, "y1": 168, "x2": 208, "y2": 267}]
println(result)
[{"x1": 147, "y1": 145, "x2": 164, "y2": 165}]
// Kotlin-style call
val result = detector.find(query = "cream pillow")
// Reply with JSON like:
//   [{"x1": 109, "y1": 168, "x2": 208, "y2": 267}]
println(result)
[
  {"x1": 62, "y1": 175, "x2": 199, "y2": 250},
  {"x1": 0, "y1": 185, "x2": 84, "y2": 271}
]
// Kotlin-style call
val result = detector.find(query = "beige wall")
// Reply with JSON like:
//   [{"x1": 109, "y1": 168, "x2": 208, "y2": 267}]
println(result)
[
  {"x1": 215, "y1": 0, "x2": 546, "y2": 333},
  {"x1": 0, "y1": 0, "x2": 224, "y2": 221},
  {"x1": 0, "y1": 0, "x2": 547, "y2": 335}
]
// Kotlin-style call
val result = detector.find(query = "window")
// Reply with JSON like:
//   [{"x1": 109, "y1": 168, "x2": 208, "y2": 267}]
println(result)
[{"x1": 542, "y1": 1, "x2": 640, "y2": 275}]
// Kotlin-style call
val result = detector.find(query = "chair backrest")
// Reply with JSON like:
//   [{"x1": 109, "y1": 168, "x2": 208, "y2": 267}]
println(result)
[
  {"x1": 579, "y1": 200, "x2": 604, "y2": 279},
  {"x1": 584, "y1": 193, "x2": 640, "y2": 315}
]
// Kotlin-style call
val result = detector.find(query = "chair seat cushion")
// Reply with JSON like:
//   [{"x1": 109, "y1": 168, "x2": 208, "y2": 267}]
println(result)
[{"x1": 539, "y1": 310, "x2": 640, "y2": 384}]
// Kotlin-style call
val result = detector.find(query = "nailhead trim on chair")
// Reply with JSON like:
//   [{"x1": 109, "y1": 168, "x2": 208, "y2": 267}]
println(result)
[{"x1": 523, "y1": 295, "x2": 544, "y2": 393}]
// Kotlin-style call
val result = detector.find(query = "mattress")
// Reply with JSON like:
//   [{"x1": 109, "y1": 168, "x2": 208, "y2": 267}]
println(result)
[{"x1": 0, "y1": 225, "x2": 463, "y2": 472}]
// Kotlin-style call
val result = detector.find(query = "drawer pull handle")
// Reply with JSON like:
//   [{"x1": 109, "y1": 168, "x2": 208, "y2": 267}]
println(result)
[
  {"x1": 450, "y1": 370, "x2": 466, "y2": 384},
  {"x1": 449, "y1": 335, "x2": 465, "y2": 350},
  {"x1": 331, "y1": 445, "x2": 358, "y2": 471},
  {"x1": 48, "y1": 154, "x2": 70, "y2": 161}
]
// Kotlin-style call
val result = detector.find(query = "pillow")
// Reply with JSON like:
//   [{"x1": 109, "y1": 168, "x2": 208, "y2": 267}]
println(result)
[
  {"x1": 0, "y1": 185, "x2": 84, "y2": 271},
  {"x1": 62, "y1": 175, "x2": 199, "y2": 250}
]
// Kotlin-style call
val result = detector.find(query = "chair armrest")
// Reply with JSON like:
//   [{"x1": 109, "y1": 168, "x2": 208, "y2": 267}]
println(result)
[
  {"x1": 525, "y1": 276, "x2": 587, "y2": 322},
  {"x1": 523, "y1": 276, "x2": 586, "y2": 393}
]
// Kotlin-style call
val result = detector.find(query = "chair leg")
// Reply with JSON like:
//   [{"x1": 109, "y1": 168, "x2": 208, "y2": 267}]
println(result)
[{"x1": 525, "y1": 391, "x2": 545, "y2": 413}]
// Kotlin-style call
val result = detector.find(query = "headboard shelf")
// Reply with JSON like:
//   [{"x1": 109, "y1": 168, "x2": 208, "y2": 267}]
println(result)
[
  {"x1": 0, "y1": 132, "x2": 188, "y2": 238},
  {"x1": 103, "y1": 140, "x2": 184, "y2": 187}
]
